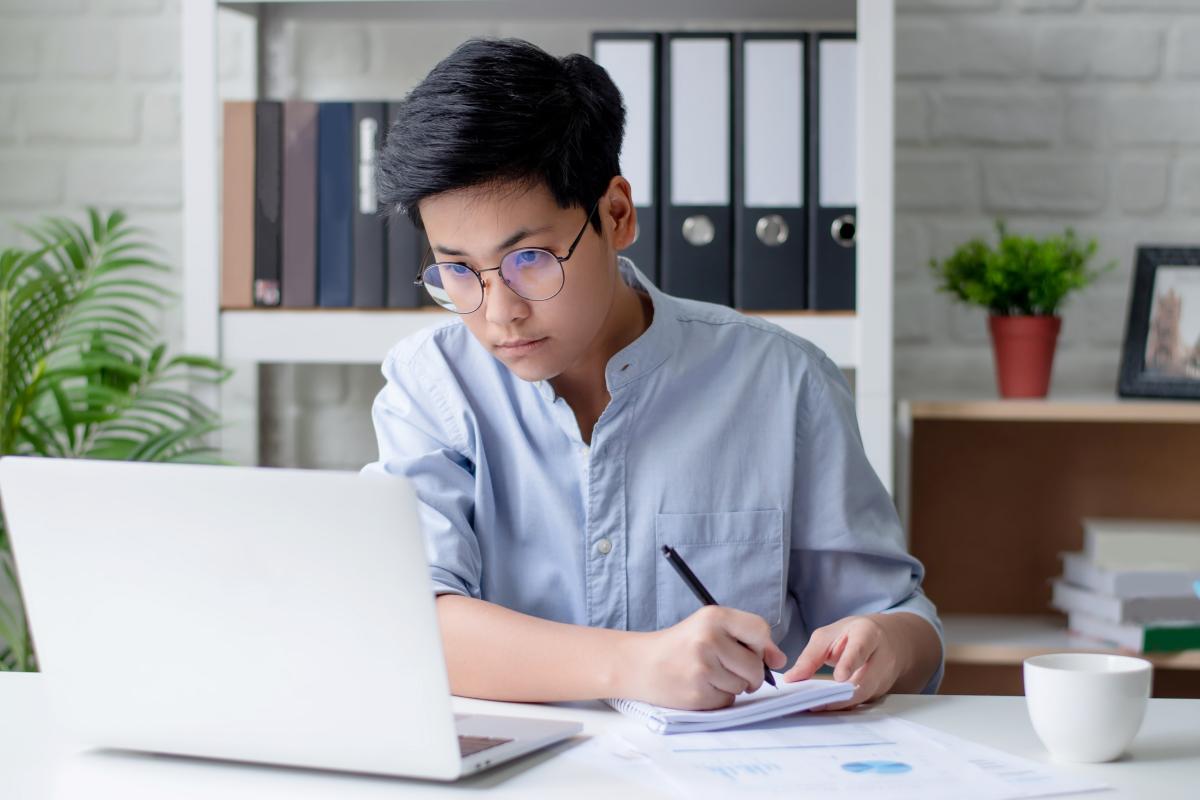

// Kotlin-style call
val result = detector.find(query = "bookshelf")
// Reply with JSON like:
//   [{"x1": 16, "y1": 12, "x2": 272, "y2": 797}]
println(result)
[
  {"x1": 943, "y1": 614, "x2": 1200, "y2": 672},
  {"x1": 182, "y1": 0, "x2": 895, "y2": 483},
  {"x1": 905, "y1": 398, "x2": 1200, "y2": 425},
  {"x1": 898, "y1": 399, "x2": 1200, "y2": 698}
]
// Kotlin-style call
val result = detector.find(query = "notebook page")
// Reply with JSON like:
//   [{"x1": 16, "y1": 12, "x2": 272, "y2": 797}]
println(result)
[
  {"x1": 606, "y1": 675, "x2": 853, "y2": 729},
  {"x1": 662, "y1": 676, "x2": 850, "y2": 723}
]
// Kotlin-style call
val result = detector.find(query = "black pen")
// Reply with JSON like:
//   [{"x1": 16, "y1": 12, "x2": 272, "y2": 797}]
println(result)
[{"x1": 660, "y1": 544, "x2": 777, "y2": 689}]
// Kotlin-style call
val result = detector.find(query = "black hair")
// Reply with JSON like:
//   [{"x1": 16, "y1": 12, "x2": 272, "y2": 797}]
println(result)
[{"x1": 377, "y1": 37, "x2": 624, "y2": 234}]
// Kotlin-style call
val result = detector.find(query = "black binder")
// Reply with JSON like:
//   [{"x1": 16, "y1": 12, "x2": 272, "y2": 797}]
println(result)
[
  {"x1": 809, "y1": 32, "x2": 858, "y2": 311},
  {"x1": 660, "y1": 33, "x2": 733, "y2": 306},
  {"x1": 733, "y1": 33, "x2": 809, "y2": 311},
  {"x1": 383, "y1": 102, "x2": 423, "y2": 308},
  {"x1": 253, "y1": 101, "x2": 283, "y2": 307},
  {"x1": 352, "y1": 102, "x2": 386, "y2": 308},
  {"x1": 592, "y1": 32, "x2": 661, "y2": 285},
  {"x1": 415, "y1": 228, "x2": 439, "y2": 308}
]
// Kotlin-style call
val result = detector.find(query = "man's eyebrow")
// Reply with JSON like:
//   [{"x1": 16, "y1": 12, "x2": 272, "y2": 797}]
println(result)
[{"x1": 433, "y1": 224, "x2": 555, "y2": 258}]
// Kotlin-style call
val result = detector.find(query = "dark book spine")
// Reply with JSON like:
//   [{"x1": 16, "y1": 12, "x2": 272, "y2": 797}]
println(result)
[
  {"x1": 317, "y1": 102, "x2": 354, "y2": 308},
  {"x1": 253, "y1": 101, "x2": 283, "y2": 307},
  {"x1": 352, "y1": 102, "x2": 386, "y2": 308},
  {"x1": 384, "y1": 102, "x2": 423, "y2": 308},
  {"x1": 281, "y1": 101, "x2": 318, "y2": 308}
]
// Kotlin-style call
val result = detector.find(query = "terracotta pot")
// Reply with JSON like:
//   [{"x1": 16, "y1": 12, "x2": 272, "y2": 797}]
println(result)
[{"x1": 988, "y1": 315, "x2": 1062, "y2": 399}]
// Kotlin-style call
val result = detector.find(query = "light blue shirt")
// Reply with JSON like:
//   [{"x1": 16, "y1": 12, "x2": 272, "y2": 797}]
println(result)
[{"x1": 363, "y1": 258, "x2": 944, "y2": 693}]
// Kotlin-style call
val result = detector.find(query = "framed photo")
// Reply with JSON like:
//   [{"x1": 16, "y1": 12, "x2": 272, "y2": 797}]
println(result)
[{"x1": 1119, "y1": 246, "x2": 1200, "y2": 399}]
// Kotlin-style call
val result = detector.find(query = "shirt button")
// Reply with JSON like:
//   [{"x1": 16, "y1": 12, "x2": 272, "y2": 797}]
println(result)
[{"x1": 596, "y1": 537, "x2": 612, "y2": 555}]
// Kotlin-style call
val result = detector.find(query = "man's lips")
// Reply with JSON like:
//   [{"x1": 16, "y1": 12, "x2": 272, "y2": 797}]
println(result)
[{"x1": 494, "y1": 337, "x2": 547, "y2": 353}]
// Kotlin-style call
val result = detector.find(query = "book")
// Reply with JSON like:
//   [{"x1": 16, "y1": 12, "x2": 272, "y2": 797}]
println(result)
[
  {"x1": 253, "y1": 101, "x2": 283, "y2": 307},
  {"x1": 280, "y1": 100, "x2": 318, "y2": 308},
  {"x1": 1067, "y1": 611, "x2": 1200, "y2": 653},
  {"x1": 1052, "y1": 580, "x2": 1200, "y2": 625},
  {"x1": 383, "y1": 101, "x2": 423, "y2": 308},
  {"x1": 1082, "y1": 518, "x2": 1200, "y2": 569},
  {"x1": 604, "y1": 675, "x2": 853, "y2": 734},
  {"x1": 317, "y1": 102, "x2": 354, "y2": 308},
  {"x1": 1061, "y1": 551, "x2": 1200, "y2": 599},
  {"x1": 351, "y1": 101, "x2": 386, "y2": 308},
  {"x1": 220, "y1": 101, "x2": 255, "y2": 309}
]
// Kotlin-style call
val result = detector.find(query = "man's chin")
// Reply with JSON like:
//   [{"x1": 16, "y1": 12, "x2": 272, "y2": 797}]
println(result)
[
  {"x1": 507, "y1": 360, "x2": 559, "y2": 383},
  {"x1": 490, "y1": 348, "x2": 558, "y2": 383}
]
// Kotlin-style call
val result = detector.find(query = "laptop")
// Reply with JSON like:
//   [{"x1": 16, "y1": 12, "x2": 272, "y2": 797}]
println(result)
[{"x1": 0, "y1": 455, "x2": 581, "y2": 780}]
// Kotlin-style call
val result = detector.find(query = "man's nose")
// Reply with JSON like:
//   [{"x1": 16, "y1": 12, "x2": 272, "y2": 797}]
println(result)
[{"x1": 482, "y1": 271, "x2": 529, "y2": 324}]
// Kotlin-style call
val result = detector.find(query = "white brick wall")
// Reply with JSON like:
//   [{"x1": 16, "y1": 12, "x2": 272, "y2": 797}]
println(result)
[
  {"x1": 896, "y1": 0, "x2": 1200, "y2": 401},
  {"x1": 2, "y1": 0, "x2": 1198, "y2": 472}
]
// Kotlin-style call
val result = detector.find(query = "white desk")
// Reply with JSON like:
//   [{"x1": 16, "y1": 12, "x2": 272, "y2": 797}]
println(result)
[{"x1": 3, "y1": 673, "x2": 1198, "y2": 799}]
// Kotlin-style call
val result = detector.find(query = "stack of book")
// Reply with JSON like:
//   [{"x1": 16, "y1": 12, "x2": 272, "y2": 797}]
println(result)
[
  {"x1": 1050, "y1": 518, "x2": 1200, "y2": 653},
  {"x1": 221, "y1": 100, "x2": 431, "y2": 311}
]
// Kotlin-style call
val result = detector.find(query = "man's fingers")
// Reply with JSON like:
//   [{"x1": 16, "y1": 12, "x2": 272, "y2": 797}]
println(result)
[
  {"x1": 704, "y1": 656, "x2": 751, "y2": 696},
  {"x1": 816, "y1": 659, "x2": 882, "y2": 711},
  {"x1": 703, "y1": 688, "x2": 738, "y2": 710},
  {"x1": 714, "y1": 636, "x2": 766, "y2": 693},
  {"x1": 720, "y1": 608, "x2": 783, "y2": 663},
  {"x1": 832, "y1": 631, "x2": 877, "y2": 683},
  {"x1": 830, "y1": 632, "x2": 849, "y2": 662},
  {"x1": 812, "y1": 682, "x2": 868, "y2": 712},
  {"x1": 783, "y1": 628, "x2": 834, "y2": 682}
]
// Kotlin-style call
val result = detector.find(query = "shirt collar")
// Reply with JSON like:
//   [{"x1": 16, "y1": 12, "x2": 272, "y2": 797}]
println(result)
[
  {"x1": 604, "y1": 256, "x2": 680, "y2": 392},
  {"x1": 533, "y1": 255, "x2": 681, "y2": 401}
]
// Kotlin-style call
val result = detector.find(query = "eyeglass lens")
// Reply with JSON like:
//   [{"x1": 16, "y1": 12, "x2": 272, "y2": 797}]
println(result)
[{"x1": 420, "y1": 248, "x2": 564, "y2": 313}]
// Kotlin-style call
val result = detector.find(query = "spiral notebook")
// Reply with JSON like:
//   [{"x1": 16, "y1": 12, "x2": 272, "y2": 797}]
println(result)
[{"x1": 604, "y1": 675, "x2": 855, "y2": 734}]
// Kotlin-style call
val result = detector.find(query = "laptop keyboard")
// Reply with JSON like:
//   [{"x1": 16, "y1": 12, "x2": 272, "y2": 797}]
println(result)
[{"x1": 459, "y1": 735, "x2": 513, "y2": 757}]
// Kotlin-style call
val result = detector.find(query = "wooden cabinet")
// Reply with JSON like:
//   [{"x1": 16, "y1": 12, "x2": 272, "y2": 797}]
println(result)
[{"x1": 898, "y1": 398, "x2": 1200, "y2": 698}]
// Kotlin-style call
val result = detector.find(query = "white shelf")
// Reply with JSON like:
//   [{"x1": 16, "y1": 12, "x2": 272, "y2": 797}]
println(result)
[
  {"x1": 902, "y1": 398, "x2": 1200, "y2": 424},
  {"x1": 220, "y1": 309, "x2": 858, "y2": 366},
  {"x1": 185, "y1": 0, "x2": 893, "y2": 481},
  {"x1": 943, "y1": 614, "x2": 1200, "y2": 671},
  {"x1": 215, "y1": 0, "x2": 857, "y2": 20}
]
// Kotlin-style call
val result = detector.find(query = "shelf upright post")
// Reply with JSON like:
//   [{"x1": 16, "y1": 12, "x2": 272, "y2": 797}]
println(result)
[
  {"x1": 856, "y1": 0, "x2": 895, "y2": 495},
  {"x1": 182, "y1": 0, "x2": 222, "y2": 440}
]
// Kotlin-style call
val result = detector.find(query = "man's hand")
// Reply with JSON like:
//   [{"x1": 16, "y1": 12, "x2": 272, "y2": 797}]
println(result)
[
  {"x1": 622, "y1": 606, "x2": 787, "y2": 711},
  {"x1": 781, "y1": 614, "x2": 910, "y2": 711}
]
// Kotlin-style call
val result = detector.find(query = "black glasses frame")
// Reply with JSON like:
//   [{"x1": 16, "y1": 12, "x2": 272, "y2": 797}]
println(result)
[{"x1": 413, "y1": 199, "x2": 601, "y2": 314}]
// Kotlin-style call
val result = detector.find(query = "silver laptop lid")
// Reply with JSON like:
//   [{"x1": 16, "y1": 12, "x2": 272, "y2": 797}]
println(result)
[{"x1": 0, "y1": 456, "x2": 463, "y2": 779}]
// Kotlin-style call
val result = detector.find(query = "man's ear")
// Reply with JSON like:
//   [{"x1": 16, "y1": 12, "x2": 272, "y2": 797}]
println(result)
[{"x1": 602, "y1": 176, "x2": 638, "y2": 253}]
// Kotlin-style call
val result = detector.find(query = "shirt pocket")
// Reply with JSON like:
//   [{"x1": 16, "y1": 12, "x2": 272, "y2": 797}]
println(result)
[{"x1": 654, "y1": 509, "x2": 785, "y2": 631}]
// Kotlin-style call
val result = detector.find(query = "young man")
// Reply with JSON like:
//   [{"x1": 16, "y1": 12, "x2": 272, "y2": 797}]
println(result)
[{"x1": 363, "y1": 38, "x2": 943, "y2": 711}]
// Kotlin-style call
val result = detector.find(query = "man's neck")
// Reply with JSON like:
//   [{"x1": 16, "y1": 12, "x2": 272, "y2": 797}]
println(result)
[{"x1": 550, "y1": 278, "x2": 652, "y2": 444}]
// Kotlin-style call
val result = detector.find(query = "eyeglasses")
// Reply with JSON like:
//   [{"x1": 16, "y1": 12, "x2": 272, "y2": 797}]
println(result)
[{"x1": 414, "y1": 199, "x2": 600, "y2": 315}]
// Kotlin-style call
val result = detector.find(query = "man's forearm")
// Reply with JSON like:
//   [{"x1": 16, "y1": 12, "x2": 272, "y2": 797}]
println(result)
[
  {"x1": 870, "y1": 610, "x2": 943, "y2": 694},
  {"x1": 435, "y1": 594, "x2": 639, "y2": 702}
]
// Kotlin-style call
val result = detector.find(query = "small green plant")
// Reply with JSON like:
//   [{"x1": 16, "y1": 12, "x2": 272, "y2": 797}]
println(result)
[
  {"x1": 0, "y1": 209, "x2": 233, "y2": 672},
  {"x1": 929, "y1": 221, "x2": 1114, "y2": 317}
]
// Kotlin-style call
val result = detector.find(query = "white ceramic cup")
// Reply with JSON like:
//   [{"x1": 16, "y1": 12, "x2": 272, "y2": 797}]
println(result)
[{"x1": 1023, "y1": 653, "x2": 1152, "y2": 763}]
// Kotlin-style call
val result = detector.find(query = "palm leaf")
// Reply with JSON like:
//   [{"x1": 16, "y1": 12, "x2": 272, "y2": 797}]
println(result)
[{"x1": 0, "y1": 208, "x2": 233, "y2": 671}]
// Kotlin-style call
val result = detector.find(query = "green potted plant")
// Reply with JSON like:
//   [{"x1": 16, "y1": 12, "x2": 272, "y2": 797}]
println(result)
[
  {"x1": 0, "y1": 209, "x2": 232, "y2": 672},
  {"x1": 929, "y1": 221, "x2": 1113, "y2": 398}
]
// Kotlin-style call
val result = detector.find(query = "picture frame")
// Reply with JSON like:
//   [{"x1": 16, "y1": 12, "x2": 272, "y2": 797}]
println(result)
[{"x1": 1118, "y1": 246, "x2": 1200, "y2": 400}]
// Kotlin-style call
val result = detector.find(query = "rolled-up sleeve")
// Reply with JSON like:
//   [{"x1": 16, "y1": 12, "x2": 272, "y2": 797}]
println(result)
[
  {"x1": 360, "y1": 346, "x2": 481, "y2": 599},
  {"x1": 787, "y1": 354, "x2": 944, "y2": 694}
]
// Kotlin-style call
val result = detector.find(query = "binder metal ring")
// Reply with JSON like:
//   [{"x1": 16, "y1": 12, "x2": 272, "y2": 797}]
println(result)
[
  {"x1": 831, "y1": 214, "x2": 856, "y2": 248},
  {"x1": 755, "y1": 214, "x2": 789, "y2": 247},
  {"x1": 682, "y1": 214, "x2": 715, "y2": 247}
]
